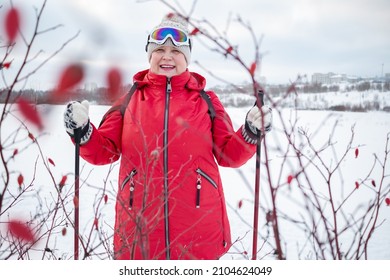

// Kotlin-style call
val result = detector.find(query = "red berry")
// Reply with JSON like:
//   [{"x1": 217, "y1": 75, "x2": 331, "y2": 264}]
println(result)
[
  {"x1": 93, "y1": 218, "x2": 98, "y2": 230},
  {"x1": 355, "y1": 181, "x2": 360, "y2": 189},
  {"x1": 17, "y1": 174, "x2": 24, "y2": 187},
  {"x1": 58, "y1": 175, "x2": 67, "y2": 189},
  {"x1": 5, "y1": 8, "x2": 20, "y2": 43},
  {"x1": 48, "y1": 158, "x2": 55, "y2": 166},
  {"x1": 287, "y1": 175, "x2": 294, "y2": 184},
  {"x1": 8, "y1": 220, "x2": 35, "y2": 243}
]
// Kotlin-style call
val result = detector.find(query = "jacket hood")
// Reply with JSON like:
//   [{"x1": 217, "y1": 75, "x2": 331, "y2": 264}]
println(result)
[{"x1": 133, "y1": 69, "x2": 206, "y2": 92}]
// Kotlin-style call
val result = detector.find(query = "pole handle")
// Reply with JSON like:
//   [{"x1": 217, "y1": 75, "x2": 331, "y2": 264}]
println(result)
[
  {"x1": 256, "y1": 89, "x2": 264, "y2": 109},
  {"x1": 74, "y1": 127, "x2": 82, "y2": 145}
]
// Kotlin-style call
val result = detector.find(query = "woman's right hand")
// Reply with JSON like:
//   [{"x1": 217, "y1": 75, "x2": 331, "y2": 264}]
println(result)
[{"x1": 64, "y1": 100, "x2": 92, "y2": 144}]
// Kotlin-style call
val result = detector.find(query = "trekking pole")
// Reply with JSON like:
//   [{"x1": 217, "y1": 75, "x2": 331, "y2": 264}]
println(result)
[
  {"x1": 251, "y1": 90, "x2": 264, "y2": 260},
  {"x1": 73, "y1": 127, "x2": 81, "y2": 260}
]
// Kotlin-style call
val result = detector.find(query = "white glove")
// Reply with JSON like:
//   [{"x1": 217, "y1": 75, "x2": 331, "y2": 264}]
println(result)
[
  {"x1": 64, "y1": 100, "x2": 92, "y2": 144},
  {"x1": 246, "y1": 105, "x2": 272, "y2": 131},
  {"x1": 242, "y1": 105, "x2": 272, "y2": 144}
]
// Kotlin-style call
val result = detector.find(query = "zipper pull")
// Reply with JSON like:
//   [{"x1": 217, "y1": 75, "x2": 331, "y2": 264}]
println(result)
[
  {"x1": 128, "y1": 169, "x2": 137, "y2": 210},
  {"x1": 129, "y1": 177, "x2": 135, "y2": 210},
  {"x1": 166, "y1": 77, "x2": 172, "y2": 93},
  {"x1": 196, "y1": 175, "x2": 201, "y2": 208}
]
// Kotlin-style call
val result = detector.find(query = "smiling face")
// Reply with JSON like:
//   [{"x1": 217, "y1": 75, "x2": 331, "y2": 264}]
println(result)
[{"x1": 149, "y1": 45, "x2": 187, "y2": 78}]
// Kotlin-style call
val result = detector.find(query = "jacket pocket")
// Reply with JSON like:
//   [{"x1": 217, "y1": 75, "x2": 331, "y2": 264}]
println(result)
[
  {"x1": 120, "y1": 168, "x2": 137, "y2": 209},
  {"x1": 195, "y1": 168, "x2": 217, "y2": 208}
]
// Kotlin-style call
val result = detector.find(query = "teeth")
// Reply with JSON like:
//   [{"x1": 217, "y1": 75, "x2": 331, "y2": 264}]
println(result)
[{"x1": 161, "y1": 65, "x2": 174, "y2": 68}]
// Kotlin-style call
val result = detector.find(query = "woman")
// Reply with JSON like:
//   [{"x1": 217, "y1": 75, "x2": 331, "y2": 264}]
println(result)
[{"x1": 64, "y1": 14, "x2": 272, "y2": 260}]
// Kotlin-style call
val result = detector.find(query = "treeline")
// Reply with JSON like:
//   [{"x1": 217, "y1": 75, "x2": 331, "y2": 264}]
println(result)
[
  {"x1": 0, "y1": 85, "x2": 132, "y2": 105},
  {"x1": 267, "y1": 81, "x2": 390, "y2": 95}
]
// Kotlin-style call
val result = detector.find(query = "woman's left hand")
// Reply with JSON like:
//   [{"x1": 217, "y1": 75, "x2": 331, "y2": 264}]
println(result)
[{"x1": 246, "y1": 105, "x2": 272, "y2": 133}]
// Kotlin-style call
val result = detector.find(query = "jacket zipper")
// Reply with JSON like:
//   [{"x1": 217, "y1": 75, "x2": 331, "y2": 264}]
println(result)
[
  {"x1": 120, "y1": 169, "x2": 137, "y2": 209},
  {"x1": 196, "y1": 168, "x2": 217, "y2": 188},
  {"x1": 163, "y1": 77, "x2": 172, "y2": 259},
  {"x1": 195, "y1": 168, "x2": 218, "y2": 208}
]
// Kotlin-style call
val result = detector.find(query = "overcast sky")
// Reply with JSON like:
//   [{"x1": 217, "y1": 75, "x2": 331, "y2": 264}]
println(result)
[{"x1": 2, "y1": 0, "x2": 390, "y2": 90}]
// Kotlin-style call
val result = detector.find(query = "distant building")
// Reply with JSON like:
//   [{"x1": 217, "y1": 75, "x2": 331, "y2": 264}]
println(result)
[
  {"x1": 346, "y1": 76, "x2": 360, "y2": 83},
  {"x1": 311, "y1": 72, "x2": 334, "y2": 84},
  {"x1": 311, "y1": 72, "x2": 349, "y2": 84},
  {"x1": 330, "y1": 74, "x2": 346, "y2": 83}
]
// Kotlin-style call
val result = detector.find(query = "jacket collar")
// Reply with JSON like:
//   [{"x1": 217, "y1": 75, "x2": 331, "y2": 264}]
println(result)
[{"x1": 133, "y1": 69, "x2": 206, "y2": 92}]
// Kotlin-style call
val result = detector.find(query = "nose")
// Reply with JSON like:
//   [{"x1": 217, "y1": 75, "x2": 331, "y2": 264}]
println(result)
[{"x1": 162, "y1": 51, "x2": 173, "y2": 60}]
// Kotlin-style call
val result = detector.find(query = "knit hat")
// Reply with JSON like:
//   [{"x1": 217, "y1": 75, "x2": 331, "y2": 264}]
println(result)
[{"x1": 146, "y1": 14, "x2": 192, "y2": 65}]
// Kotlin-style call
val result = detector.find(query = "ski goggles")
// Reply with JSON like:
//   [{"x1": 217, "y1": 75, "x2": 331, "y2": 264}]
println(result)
[{"x1": 147, "y1": 27, "x2": 190, "y2": 47}]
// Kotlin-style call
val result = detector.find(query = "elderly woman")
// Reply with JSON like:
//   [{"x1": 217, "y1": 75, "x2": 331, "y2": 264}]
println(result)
[{"x1": 64, "y1": 14, "x2": 272, "y2": 260}]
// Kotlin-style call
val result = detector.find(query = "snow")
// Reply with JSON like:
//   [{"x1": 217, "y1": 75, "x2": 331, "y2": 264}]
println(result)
[
  {"x1": 1, "y1": 91, "x2": 390, "y2": 260},
  {"x1": 276, "y1": 90, "x2": 390, "y2": 111}
]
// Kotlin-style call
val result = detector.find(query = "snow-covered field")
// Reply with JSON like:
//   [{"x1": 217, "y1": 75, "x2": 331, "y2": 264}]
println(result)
[
  {"x1": 1, "y1": 92, "x2": 390, "y2": 260},
  {"x1": 218, "y1": 90, "x2": 390, "y2": 111},
  {"x1": 282, "y1": 90, "x2": 390, "y2": 111}
]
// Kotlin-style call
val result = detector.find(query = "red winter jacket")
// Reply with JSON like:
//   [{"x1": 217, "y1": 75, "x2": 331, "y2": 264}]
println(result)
[{"x1": 78, "y1": 69, "x2": 256, "y2": 259}]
